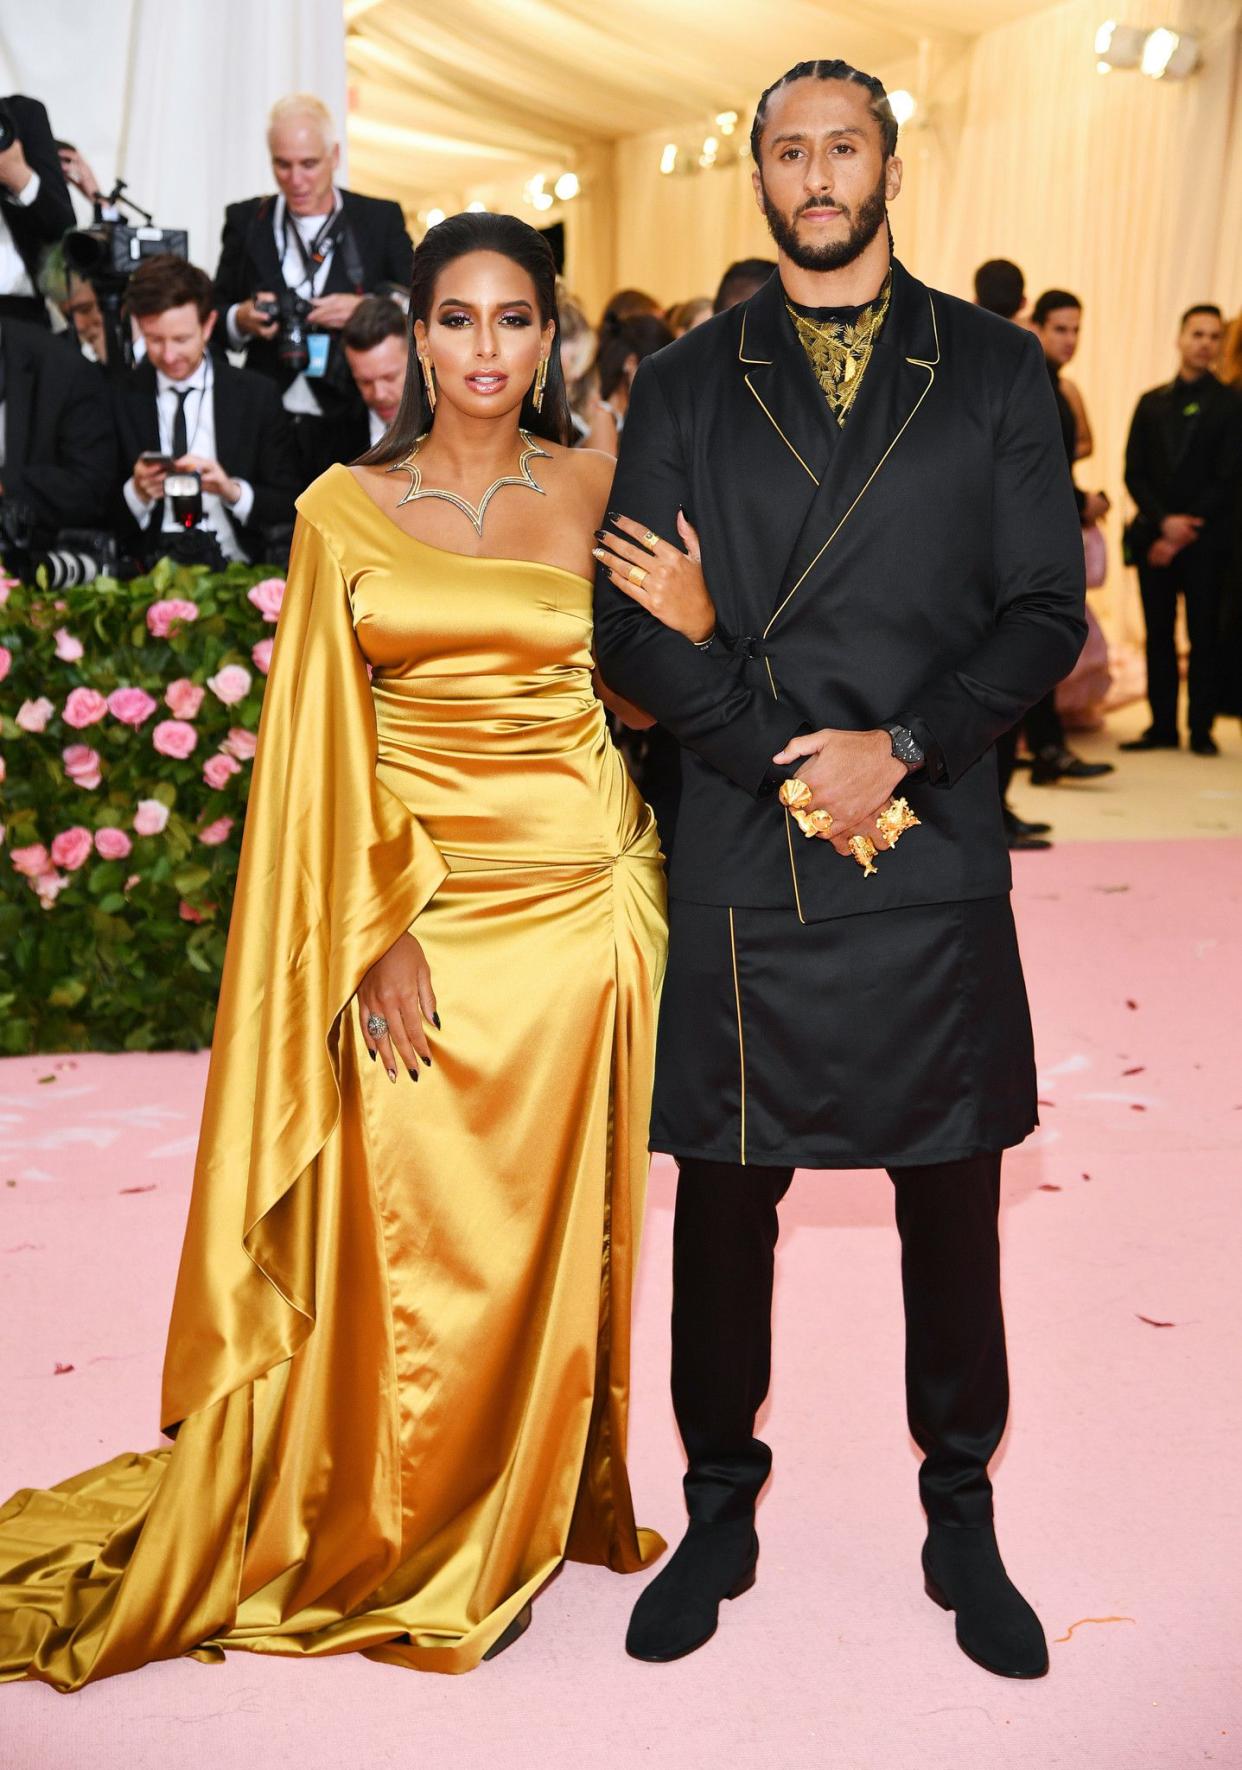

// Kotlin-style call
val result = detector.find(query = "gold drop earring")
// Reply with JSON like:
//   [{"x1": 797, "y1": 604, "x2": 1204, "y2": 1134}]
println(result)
[
  {"x1": 532, "y1": 354, "x2": 548, "y2": 413},
  {"x1": 420, "y1": 353, "x2": 437, "y2": 412}
]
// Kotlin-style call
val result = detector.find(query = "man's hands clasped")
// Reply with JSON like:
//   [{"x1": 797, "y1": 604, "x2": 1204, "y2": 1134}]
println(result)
[{"x1": 773, "y1": 727, "x2": 918, "y2": 873}]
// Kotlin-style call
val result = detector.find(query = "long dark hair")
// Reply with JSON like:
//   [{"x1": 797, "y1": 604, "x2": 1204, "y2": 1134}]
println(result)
[{"x1": 359, "y1": 212, "x2": 573, "y2": 463}]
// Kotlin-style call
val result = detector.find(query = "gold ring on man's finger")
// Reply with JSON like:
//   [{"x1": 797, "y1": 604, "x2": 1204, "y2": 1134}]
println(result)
[{"x1": 627, "y1": 564, "x2": 648, "y2": 587}]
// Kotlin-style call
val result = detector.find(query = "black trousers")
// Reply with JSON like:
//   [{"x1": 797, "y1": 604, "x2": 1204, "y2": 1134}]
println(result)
[
  {"x1": 996, "y1": 690, "x2": 1064, "y2": 800},
  {"x1": 1138, "y1": 549, "x2": 1224, "y2": 740},
  {"x1": 672, "y1": 1154, "x2": 1008, "y2": 1531}
]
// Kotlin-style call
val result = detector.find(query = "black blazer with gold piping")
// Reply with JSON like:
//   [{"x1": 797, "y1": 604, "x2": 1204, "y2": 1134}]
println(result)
[{"x1": 593, "y1": 260, "x2": 1087, "y2": 925}]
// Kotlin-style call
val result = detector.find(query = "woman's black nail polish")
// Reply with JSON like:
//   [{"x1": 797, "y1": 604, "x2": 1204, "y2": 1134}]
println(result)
[
  {"x1": 593, "y1": 529, "x2": 608, "y2": 542},
  {"x1": 421, "y1": 1053, "x2": 432, "y2": 1068},
  {"x1": 408, "y1": 1067, "x2": 419, "y2": 1082},
  {"x1": 606, "y1": 510, "x2": 622, "y2": 522},
  {"x1": 432, "y1": 1013, "x2": 442, "y2": 1030},
  {"x1": 368, "y1": 1049, "x2": 377, "y2": 1062}
]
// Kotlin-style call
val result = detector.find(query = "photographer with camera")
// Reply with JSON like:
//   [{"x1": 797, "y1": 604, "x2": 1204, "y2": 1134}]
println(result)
[
  {"x1": 115, "y1": 255, "x2": 299, "y2": 566},
  {"x1": 214, "y1": 93, "x2": 413, "y2": 484},
  {"x1": 0, "y1": 95, "x2": 76, "y2": 327},
  {"x1": 0, "y1": 312, "x2": 117, "y2": 538}
]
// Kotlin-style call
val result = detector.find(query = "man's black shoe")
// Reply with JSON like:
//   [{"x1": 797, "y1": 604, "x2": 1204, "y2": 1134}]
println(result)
[
  {"x1": 1029, "y1": 745, "x2": 1115, "y2": 785},
  {"x1": 626, "y1": 1519, "x2": 758, "y2": 1662},
  {"x1": 1190, "y1": 734, "x2": 1220, "y2": 755},
  {"x1": 922, "y1": 1522, "x2": 1048, "y2": 1679},
  {"x1": 1119, "y1": 729, "x2": 1179, "y2": 752},
  {"x1": 1007, "y1": 830, "x2": 1052, "y2": 851},
  {"x1": 1002, "y1": 808, "x2": 1052, "y2": 839}
]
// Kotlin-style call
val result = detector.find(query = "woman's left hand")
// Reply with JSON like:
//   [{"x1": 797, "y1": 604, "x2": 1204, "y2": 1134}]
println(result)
[{"x1": 594, "y1": 512, "x2": 716, "y2": 644}]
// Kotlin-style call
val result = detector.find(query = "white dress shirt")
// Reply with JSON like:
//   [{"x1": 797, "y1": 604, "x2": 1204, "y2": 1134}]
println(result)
[
  {"x1": 226, "y1": 191, "x2": 342, "y2": 417},
  {"x1": 0, "y1": 169, "x2": 41, "y2": 298},
  {"x1": 122, "y1": 359, "x2": 255, "y2": 562},
  {"x1": 368, "y1": 406, "x2": 386, "y2": 448}
]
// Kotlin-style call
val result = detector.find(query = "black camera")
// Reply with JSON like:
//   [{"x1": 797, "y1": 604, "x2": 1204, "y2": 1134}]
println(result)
[
  {"x1": 0, "y1": 498, "x2": 131, "y2": 587},
  {"x1": 254, "y1": 290, "x2": 314, "y2": 374},
  {"x1": 63, "y1": 217, "x2": 189, "y2": 375}
]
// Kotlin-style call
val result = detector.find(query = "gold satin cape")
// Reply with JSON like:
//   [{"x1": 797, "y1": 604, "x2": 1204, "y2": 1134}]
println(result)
[{"x1": 0, "y1": 470, "x2": 667, "y2": 1689}]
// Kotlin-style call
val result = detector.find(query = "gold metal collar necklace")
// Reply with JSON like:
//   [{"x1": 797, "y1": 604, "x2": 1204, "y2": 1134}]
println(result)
[{"x1": 387, "y1": 429, "x2": 551, "y2": 536}]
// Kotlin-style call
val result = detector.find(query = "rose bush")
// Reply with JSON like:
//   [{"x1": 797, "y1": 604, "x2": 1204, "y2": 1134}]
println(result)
[{"x1": 0, "y1": 555, "x2": 286, "y2": 1052}]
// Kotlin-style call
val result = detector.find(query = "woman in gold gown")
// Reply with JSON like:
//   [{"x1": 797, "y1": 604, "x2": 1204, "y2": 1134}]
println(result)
[{"x1": 0, "y1": 214, "x2": 669, "y2": 1688}]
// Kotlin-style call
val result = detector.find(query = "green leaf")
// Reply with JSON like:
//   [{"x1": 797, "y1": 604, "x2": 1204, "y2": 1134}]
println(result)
[
  {"x1": 48, "y1": 977, "x2": 89, "y2": 1008},
  {"x1": 172, "y1": 863, "x2": 211, "y2": 894}
]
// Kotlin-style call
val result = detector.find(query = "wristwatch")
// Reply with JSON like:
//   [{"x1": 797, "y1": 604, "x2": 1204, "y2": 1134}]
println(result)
[{"x1": 883, "y1": 722, "x2": 925, "y2": 771}]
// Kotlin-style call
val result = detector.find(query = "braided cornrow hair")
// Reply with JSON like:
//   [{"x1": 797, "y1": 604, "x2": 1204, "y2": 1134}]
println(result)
[{"x1": 749, "y1": 60, "x2": 899, "y2": 164}]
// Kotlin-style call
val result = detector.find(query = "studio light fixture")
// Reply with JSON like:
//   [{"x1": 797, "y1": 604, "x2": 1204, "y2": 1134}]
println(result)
[
  {"x1": 1140, "y1": 26, "x2": 1200, "y2": 78},
  {"x1": 887, "y1": 89, "x2": 917, "y2": 126},
  {"x1": 425, "y1": 208, "x2": 446, "y2": 228},
  {"x1": 553, "y1": 171, "x2": 580, "y2": 201}
]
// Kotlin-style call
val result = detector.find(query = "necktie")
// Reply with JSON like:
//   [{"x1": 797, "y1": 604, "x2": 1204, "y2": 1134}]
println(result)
[{"x1": 170, "y1": 388, "x2": 190, "y2": 460}]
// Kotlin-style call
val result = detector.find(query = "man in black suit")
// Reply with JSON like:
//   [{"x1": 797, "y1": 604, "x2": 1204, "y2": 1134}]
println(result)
[
  {"x1": 114, "y1": 255, "x2": 299, "y2": 566},
  {"x1": 594, "y1": 60, "x2": 1085, "y2": 1680},
  {"x1": 0, "y1": 317, "x2": 116, "y2": 531},
  {"x1": 1122, "y1": 304, "x2": 1242, "y2": 755},
  {"x1": 214, "y1": 94, "x2": 413, "y2": 483},
  {"x1": 0, "y1": 95, "x2": 75, "y2": 326}
]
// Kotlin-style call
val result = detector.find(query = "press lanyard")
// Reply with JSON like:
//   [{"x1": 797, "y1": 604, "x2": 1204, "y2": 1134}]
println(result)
[{"x1": 282, "y1": 198, "x2": 341, "y2": 298}]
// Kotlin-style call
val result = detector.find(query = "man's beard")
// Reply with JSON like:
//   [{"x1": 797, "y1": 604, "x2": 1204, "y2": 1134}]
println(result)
[{"x1": 760, "y1": 170, "x2": 888, "y2": 273}]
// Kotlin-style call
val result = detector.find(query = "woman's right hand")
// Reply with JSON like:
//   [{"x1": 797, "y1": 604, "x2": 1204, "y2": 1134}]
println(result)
[{"x1": 357, "y1": 932, "x2": 438, "y2": 1083}]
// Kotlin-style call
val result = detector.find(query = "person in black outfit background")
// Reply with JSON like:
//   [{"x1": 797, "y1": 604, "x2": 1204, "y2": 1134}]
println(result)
[
  {"x1": 214, "y1": 94, "x2": 414, "y2": 484},
  {"x1": 0, "y1": 95, "x2": 75, "y2": 327},
  {"x1": 0, "y1": 318, "x2": 116, "y2": 531},
  {"x1": 112, "y1": 256, "x2": 299, "y2": 566},
  {"x1": 595, "y1": 60, "x2": 1085, "y2": 1681},
  {"x1": 1122, "y1": 304, "x2": 1242, "y2": 755}
]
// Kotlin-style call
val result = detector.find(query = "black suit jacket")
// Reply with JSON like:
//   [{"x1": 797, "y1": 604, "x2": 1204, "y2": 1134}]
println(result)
[
  {"x1": 594, "y1": 261, "x2": 1087, "y2": 924},
  {"x1": 1, "y1": 318, "x2": 116, "y2": 529},
  {"x1": 112, "y1": 358, "x2": 301, "y2": 560},
  {"x1": 1124, "y1": 373, "x2": 1242, "y2": 559},
  {"x1": 213, "y1": 190, "x2": 413, "y2": 418},
  {"x1": 0, "y1": 97, "x2": 76, "y2": 290}
]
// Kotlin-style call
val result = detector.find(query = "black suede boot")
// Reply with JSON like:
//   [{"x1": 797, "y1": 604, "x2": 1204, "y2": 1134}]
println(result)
[
  {"x1": 923, "y1": 1523, "x2": 1048, "y2": 1679},
  {"x1": 625, "y1": 1517, "x2": 758, "y2": 1662}
]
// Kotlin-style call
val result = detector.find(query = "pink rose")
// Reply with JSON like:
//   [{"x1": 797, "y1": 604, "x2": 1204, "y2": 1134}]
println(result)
[
  {"x1": 206, "y1": 663, "x2": 252, "y2": 706},
  {"x1": 251, "y1": 637, "x2": 273, "y2": 675},
  {"x1": 123, "y1": 872, "x2": 140, "y2": 893},
  {"x1": 164, "y1": 678, "x2": 205, "y2": 719},
  {"x1": 63, "y1": 686, "x2": 108, "y2": 728},
  {"x1": 179, "y1": 900, "x2": 203, "y2": 923},
  {"x1": 50, "y1": 827, "x2": 93, "y2": 871},
  {"x1": 94, "y1": 826, "x2": 133, "y2": 860},
  {"x1": 198, "y1": 816, "x2": 234, "y2": 847},
  {"x1": 54, "y1": 627, "x2": 84, "y2": 662},
  {"x1": 33, "y1": 869, "x2": 70, "y2": 909},
  {"x1": 107, "y1": 686, "x2": 158, "y2": 727},
  {"x1": 0, "y1": 577, "x2": 17, "y2": 606},
  {"x1": 203, "y1": 751, "x2": 242, "y2": 790},
  {"x1": 146, "y1": 598, "x2": 199, "y2": 638},
  {"x1": 0, "y1": 755, "x2": 5, "y2": 784},
  {"x1": 0, "y1": 644, "x2": 11, "y2": 682},
  {"x1": 16, "y1": 697, "x2": 55, "y2": 733},
  {"x1": 247, "y1": 577, "x2": 285, "y2": 621},
  {"x1": 10, "y1": 843, "x2": 50, "y2": 878},
  {"x1": 221, "y1": 726, "x2": 258, "y2": 761},
  {"x1": 152, "y1": 719, "x2": 198, "y2": 759},
  {"x1": 62, "y1": 744, "x2": 103, "y2": 790},
  {"x1": 133, "y1": 798, "x2": 170, "y2": 836}
]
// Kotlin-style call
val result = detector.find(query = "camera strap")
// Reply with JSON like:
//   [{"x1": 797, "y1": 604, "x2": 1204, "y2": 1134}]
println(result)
[{"x1": 280, "y1": 195, "x2": 344, "y2": 298}]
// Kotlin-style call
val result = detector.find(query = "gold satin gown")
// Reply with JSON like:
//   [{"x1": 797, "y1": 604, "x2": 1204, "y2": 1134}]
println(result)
[{"x1": 0, "y1": 465, "x2": 667, "y2": 1689}]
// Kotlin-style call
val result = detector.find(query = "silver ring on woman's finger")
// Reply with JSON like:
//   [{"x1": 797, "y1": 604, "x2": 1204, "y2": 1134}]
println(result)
[{"x1": 366, "y1": 1013, "x2": 389, "y2": 1038}]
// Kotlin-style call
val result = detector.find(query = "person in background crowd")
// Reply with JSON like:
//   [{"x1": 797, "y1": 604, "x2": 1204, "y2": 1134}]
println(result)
[
  {"x1": 600, "y1": 286, "x2": 663, "y2": 323},
  {"x1": 712, "y1": 257, "x2": 776, "y2": 313},
  {"x1": 666, "y1": 296, "x2": 712, "y2": 335},
  {"x1": 973, "y1": 257, "x2": 1025, "y2": 324},
  {"x1": 114, "y1": 255, "x2": 300, "y2": 566},
  {"x1": 556, "y1": 287, "x2": 598, "y2": 442},
  {"x1": 1218, "y1": 310, "x2": 1242, "y2": 722},
  {"x1": 1123, "y1": 304, "x2": 1242, "y2": 755},
  {"x1": 584, "y1": 310, "x2": 674, "y2": 455},
  {"x1": 0, "y1": 95, "x2": 75, "y2": 327},
  {"x1": 214, "y1": 93, "x2": 414, "y2": 485},
  {"x1": 0, "y1": 315, "x2": 116, "y2": 530},
  {"x1": 58, "y1": 270, "x2": 109, "y2": 363},
  {"x1": 339, "y1": 293, "x2": 407, "y2": 455}
]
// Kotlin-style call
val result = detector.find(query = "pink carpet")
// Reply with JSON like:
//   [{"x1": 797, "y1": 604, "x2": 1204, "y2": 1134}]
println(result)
[{"x1": 1, "y1": 838, "x2": 1239, "y2": 1770}]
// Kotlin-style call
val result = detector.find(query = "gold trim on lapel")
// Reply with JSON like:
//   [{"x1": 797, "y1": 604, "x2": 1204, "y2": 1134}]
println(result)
[
  {"x1": 737, "y1": 283, "x2": 832, "y2": 491},
  {"x1": 743, "y1": 374, "x2": 821, "y2": 485},
  {"x1": 763, "y1": 290, "x2": 941, "y2": 639}
]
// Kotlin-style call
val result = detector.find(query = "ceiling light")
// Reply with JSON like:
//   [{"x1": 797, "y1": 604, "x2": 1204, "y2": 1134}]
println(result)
[
  {"x1": 660, "y1": 143, "x2": 678, "y2": 175},
  {"x1": 1141, "y1": 26, "x2": 1199, "y2": 78},
  {"x1": 888, "y1": 89, "x2": 917, "y2": 126},
  {"x1": 715, "y1": 110, "x2": 739, "y2": 135},
  {"x1": 1093, "y1": 20, "x2": 1145, "y2": 68},
  {"x1": 699, "y1": 135, "x2": 719, "y2": 167},
  {"x1": 532, "y1": 190, "x2": 554, "y2": 211},
  {"x1": 424, "y1": 208, "x2": 445, "y2": 228},
  {"x1": 465, "y1": 200, "x2": 486, "y2": 213},
  {"x1": 553, "y1": 171, "x2": 580, "y2": 201}
]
